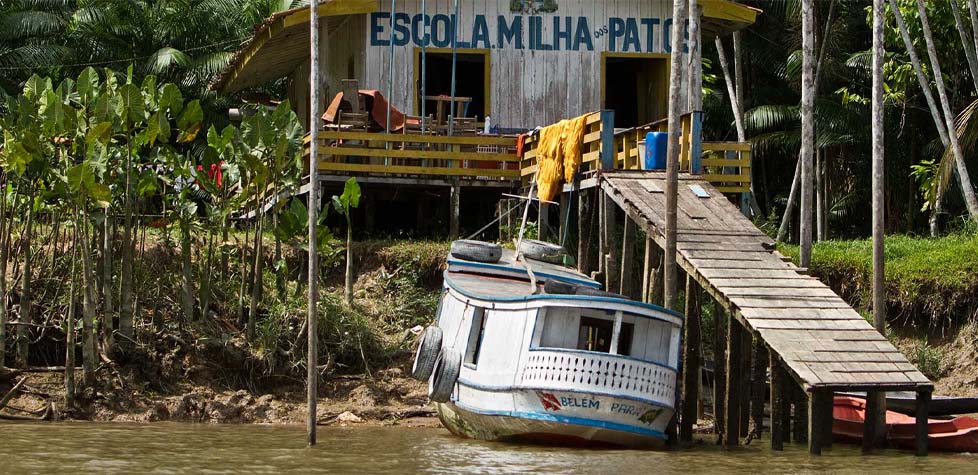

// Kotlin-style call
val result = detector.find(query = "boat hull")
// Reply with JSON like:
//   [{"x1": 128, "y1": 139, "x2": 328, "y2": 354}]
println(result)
[
  {"x1": 833, "y1": 396, "x2": 978, "y2": 452},
  {"x1": 435, "y1": 388, "x2": 672, "y2": 449}
]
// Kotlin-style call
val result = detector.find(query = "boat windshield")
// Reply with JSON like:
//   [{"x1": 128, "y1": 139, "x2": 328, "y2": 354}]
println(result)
[{"x1": 533, "y1": 306, "x2": 673, "y2": 365}]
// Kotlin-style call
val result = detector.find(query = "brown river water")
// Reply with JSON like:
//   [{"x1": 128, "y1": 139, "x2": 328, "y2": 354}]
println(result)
[{"x1": 0, "y1": 422, "x2": 975, "y2": 473}]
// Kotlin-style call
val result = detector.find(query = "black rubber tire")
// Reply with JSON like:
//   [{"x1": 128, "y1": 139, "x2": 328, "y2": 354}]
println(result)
[
  {"x1": 411, "y1": 326, "x2": 443, "y2": 380},
  {"x1": 428, "y1": 349, "x2": 462, "y2": 403},
  {"x1": 543, "y1": 279, "x2": 626, "y2": 299},
  {"x1": 519, "y1": 239, "x2": 565, "y2": 264},
  {"x1": 450, "y1": 240, "x2": 502, "y2": 263}
]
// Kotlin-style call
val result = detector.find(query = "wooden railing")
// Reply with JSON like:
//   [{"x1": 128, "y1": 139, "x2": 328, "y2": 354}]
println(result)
[
  {"x1": 304, "y1": 131, "x2": 521, "y2": 180},
  {"x1": 520, "y1": 111, "x2": 751, "y2": 195}
]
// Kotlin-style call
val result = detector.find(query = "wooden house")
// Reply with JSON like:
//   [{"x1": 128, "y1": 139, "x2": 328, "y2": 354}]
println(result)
[{"x1": 213, "y1": 0, "x2": 759, "y2": 237}]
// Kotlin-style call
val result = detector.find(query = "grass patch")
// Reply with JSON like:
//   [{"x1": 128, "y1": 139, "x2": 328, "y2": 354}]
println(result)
[{"x1": 779, "y1": 232, "x2": 978, "y2": 327}]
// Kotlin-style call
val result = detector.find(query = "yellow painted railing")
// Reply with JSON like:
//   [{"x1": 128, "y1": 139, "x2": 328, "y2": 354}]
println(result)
[
  {"x1": 615, "y1": 115, "x2": 752, "y2": 194},
  {"x1": 519, "y1": 111, "x2": 605, "y2": 189},
  {"x1": 304, "y1": 131, "x2": 521, "y2": 180}
]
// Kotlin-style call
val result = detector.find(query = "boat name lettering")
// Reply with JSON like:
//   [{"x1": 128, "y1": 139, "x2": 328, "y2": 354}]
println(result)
[
  {"x1": 560, "y1": 396, "x2": 600, "y2": 410},
  {"x1": 610, "y1": 402, "x2": 642, "y2": 416}
]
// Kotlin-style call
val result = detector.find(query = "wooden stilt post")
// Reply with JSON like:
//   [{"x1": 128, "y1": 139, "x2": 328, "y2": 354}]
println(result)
[
  {"x1": 450, "y1": 180, "x2": 461, "y2": 239},
  {"x1": 596, "y1": 192, "x2": 607, "y2": 281},
  {"x1": 724, "y1": 315, "x2": 742, "y2": 446},
  {"x1": 713, "y1": 301, "x2": 726, "y2": 443},
  {"x1": 507, "y1": 199, "x2": 516, "y2": 242},
  {"x1": 558, "y1": 191, "x2": 569, "y2": 244},
  {"x1": 619, "y1": 217, "x2": 636, "y2": 298},
  {"x1": 537, "y1": 196, "x2": 548, "y2": 240},
  {"x1": 497, "y1": 200, "x2": 506, "y2": 241},
  {"x1": 604, "y1": 195, "x2": 620, "y2": 294},
  {"x1": 782, "y1": 376, "x2": 792, "y2": 444},
  {"x1": 750, "y1": 342, "x2": 768, "y2": 440},
  {"x1": 793, "y1": 384, "x2": 808, "y2": 443},
  {"x1": 770, "y1": 354, "x2": 785, "y2": 451},
  {"x1": 642, "y1": 237, "x2": 654, "y2": 303},
  {"x1": 578, "y1": 189, "x2": 590, "y2": 275},
  {"x1": 739, "y1": 329, "x2": 752, "y2": 438},
  {"x1": 680, "y1": 275, "x2": 701, "y2": 442},
  {"x1": 821, "y1": 390, "x2": 833, "y2": 449},
  {"x1": 808, "y1": 389, "x2": 822, "y2": 455},
  {"x1": 916, "y1": 389, "x2": 931, "y2": 456},
  {"x1": 863, "y1": 389, "x2": 880, "y2": 453}
]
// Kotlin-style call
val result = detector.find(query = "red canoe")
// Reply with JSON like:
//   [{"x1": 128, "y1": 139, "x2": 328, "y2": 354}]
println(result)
[{"x1": 833, "y1": 396, "x2": 978, "y2": 452}]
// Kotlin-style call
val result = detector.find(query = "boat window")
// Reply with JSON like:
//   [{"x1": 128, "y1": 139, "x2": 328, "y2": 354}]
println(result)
[
  {"x1": 464, "y1": 307, "x2": 487, "y2": 366},
  {"x1": 577, "y1": 317, "x2": 633, "y2": 356}
]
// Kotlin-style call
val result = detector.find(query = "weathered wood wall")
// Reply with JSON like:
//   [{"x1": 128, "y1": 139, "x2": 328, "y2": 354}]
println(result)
[{"x1": 358, "y1": 0, "x2": 679, "y2": 129}]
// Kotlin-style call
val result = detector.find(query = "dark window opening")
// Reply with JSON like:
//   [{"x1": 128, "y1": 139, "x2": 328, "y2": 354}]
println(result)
[
  {"x1": 465, "y1": 307, "x2": 488, "y2": 366},
  {"x1": 604, "y1": 56, "x2": 668, "y2": 128},
  {"x1": 577, "y1": 317, "x2": 633, "y2": 356},
  {"x1": 418, "y1": 52, "x2": 488, "y2": 120}
]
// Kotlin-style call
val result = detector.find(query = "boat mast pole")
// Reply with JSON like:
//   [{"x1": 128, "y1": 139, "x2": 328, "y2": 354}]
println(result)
[
  {"x1": 420, "y1": 0, "x2": 427, "y2": 134},
  {"x1": 307, "y1": 0, "x2": 321, "y2": 448},
  {"x1": 448, "y1": 0, "x2": 459, "y2": 136},
  {"x1": 386, "y1": 0, "x2": 397, "y2": 158}
]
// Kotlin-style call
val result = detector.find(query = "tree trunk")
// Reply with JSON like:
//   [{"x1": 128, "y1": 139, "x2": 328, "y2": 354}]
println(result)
[
  {"x1": 871, "y1": 0, "x2": 889, "y2": 448},
  {"x1": 308, "y1": 0, "x2": 322, "y2": 447},
  {"x1": 816, "y1": 149, "x2": 825, "y2": 241},
  {"x1": 180, "y1": 222, "x2": 195, "y2": 321},
  {"x1": 664, "y1": 0, "x2": 688, "y2": 314},
  {"x1": 915, "y1": 0, "x2": 978, "y2": 219},
  {"x1": 119, "y1": 149, "x2": 135, "y2": 344},
  {"x1": 78, "y1": 208, "x2": 97, "y2": 387},
  {"x1": 65, "y1": 221, "x2": 78, "y2": 409},
  {"x1": 949, "y1": 0, "x2": 978, "y2": 95},
  {"x1": 715, "y1": 37, "x2": 745, "y2": 140},
  {"x1": 274, "y1": 213, "x2": 285, "y2": 302},
  {"x1": 890, "y1": 0, "x2": 963, "y2": 233},
  {"x1": 0, "y1": 185, "x2": 9, "y2": 369},
  {"x1": 969, "y1": 0, "x2": 978, "y2": 69},
  {"x1": 799, "y1": 0, "x2": 816, "y2": 268},
  {"x1": 101, "y1": 213, "x2": 114, "y2": 349},
  {"x1": 248, "y1": 213, "x2": 265, "y2": 339},
  {"x1": 16, "y1": 193, "x2": 34, "y2": 367},
  {"x1": 199, "y1": 229, "x2": 215, "y2": 319},
  {"x1": 777, "y1": 0, "x2": 835, "y2": 242}
]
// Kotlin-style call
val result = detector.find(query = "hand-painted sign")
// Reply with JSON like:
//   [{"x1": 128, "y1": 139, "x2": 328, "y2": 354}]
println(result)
[
  {"x1": 537, "y1": 391, "x2": 562, "y2": 411},
  {"x1": 370, "y1": 12, "x2": 688, "y2": 53}
]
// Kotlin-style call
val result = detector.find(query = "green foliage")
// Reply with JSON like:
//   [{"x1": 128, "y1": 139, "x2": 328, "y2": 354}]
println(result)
[
  {"x1": 333, "y1": 177, "x2": 362, "y2": 216},
  {"x1": 908, "y1": 337, "x2": 946, "y2": 380},
  {"x1": 779, "y1": 231, "x2": 978, "y2": 326}
]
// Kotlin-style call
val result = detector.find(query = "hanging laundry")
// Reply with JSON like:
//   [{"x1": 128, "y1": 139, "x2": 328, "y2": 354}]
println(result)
[{"x1": 535, "y1": 114, "x2": 588, "y2": 202}]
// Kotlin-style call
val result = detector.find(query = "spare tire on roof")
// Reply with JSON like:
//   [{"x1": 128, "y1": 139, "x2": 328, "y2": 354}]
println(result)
[
  {"x1": 543, "y1": 279, "x2": 627, "y2": 299},
  {"x1": 450, "y1": 240, "x2": 502, "y2": 263},
  {"x1": 519, "y1": 239, "x2": 565, "y2": 264}
]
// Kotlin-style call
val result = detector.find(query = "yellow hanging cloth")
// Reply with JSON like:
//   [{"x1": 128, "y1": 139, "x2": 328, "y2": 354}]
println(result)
[{"x1": 534, "y1": 114, "x2": 589, "y2": 202}]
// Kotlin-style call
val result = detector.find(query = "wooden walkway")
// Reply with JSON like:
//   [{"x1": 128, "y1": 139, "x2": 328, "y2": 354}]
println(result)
[{"x1": 598, "y1": 170, "x2": 933, "y2": 453}]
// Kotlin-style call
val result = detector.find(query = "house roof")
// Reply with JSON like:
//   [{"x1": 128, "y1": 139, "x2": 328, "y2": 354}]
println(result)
[
  {"x1": 211, "y1": 0, "x2": 378, "y2": 93},
  {"x1": 213, "y1": 0, "x2": 760, "y2": 94}
]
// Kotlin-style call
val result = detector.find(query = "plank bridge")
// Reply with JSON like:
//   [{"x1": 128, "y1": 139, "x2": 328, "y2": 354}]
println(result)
[{"x1": 592, "y1": 170, "x2": 933, "y2": 454}]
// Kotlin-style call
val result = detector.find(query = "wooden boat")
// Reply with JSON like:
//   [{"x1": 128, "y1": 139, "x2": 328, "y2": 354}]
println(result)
[
  {"x1": 414, "y1": 242, "x2": 683, "y2": 448},
  {"x1": 839, "y1": 391, "x2": 978, "y2": 417},
  {"x1": 833, "y1": 396, "x2": 978, "y2": 452}
]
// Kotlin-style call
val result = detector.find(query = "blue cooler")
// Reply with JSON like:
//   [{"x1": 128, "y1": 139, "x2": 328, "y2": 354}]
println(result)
[{"x1": 642, "y1": 132, "x2": 669, "y2": 170}]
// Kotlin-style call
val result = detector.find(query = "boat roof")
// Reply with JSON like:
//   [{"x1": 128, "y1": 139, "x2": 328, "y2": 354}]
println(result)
[
  {"x1": 443, "y1": 270, "x2": 685, "y2": 322},
  {"x1": 446, "y1": 248, "x2": 600, "y2": 288}
]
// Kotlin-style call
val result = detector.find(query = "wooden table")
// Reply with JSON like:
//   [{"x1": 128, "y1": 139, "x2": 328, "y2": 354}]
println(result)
[{"x1": 425, "y1": 95, "x2": 472, "y2": 126}]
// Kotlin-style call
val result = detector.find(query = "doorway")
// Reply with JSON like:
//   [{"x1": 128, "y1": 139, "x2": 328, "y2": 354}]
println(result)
[
  {"x1": 602, "y1": 54, "x2": 669, "y2": 128},
  {"x1": 414, "y1": 48, "x2": 490, "y2": 121}
]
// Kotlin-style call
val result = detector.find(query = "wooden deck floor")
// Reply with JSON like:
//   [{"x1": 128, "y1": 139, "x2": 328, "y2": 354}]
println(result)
[{"x1": 600, "y1": 170, "x2": 931, "y2": 392}]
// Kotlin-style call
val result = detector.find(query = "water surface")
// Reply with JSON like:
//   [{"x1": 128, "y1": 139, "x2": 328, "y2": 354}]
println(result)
[{"x1": 0, "y1": 422, "x2": 974, "y2": 473}]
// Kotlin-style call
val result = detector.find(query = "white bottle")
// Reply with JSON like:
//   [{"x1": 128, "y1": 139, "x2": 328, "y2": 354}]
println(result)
[{"x1": 484, "y1": 116, "x2": 492, "y2": 134}]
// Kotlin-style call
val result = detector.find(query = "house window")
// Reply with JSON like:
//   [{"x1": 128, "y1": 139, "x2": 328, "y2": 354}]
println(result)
[
  {"x1": 577, "y1": 317, "x2": 633, "y2": 356},
  {"x1": 464, "y1": 307, "x2": 487, "y2": 366}
]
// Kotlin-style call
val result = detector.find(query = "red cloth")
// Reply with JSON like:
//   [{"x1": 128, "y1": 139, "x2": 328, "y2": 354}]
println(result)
[{"x1": 321, "y1": 89, "x2": 406, "y2": 132}]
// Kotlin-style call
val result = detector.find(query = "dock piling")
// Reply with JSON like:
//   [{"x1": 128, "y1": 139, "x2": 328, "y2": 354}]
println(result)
[
  {"x1": 863, "y1": 390, "x2": 880, "y2": 453},
  {"x1": 770, "y1": 354, "x2": 785, "y2": 451},
  {"x1": 739, "y1": 330, "x2": 752, "y2": 438},
  {"x1": 619, "y1": 217, "x2": 636, "y2": 298},
  {"x1": 449, "y1": 179, "x2": 460, "y2": 239},
  {"x1": 713, "y1": 301, "x2": 727, "y2": 443},
  {"x1": 724, "y1": 315, "x2": 742, "y2": 446},
  {"x1": 916, "y1": 389, "x2": 931, "y2": 456},
  {"x1": 603, "y1": 193, "x2": 620, "y2": 293},
  {"x1": 680, "y1": 275, "x2": 701, "y2": 442}
]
